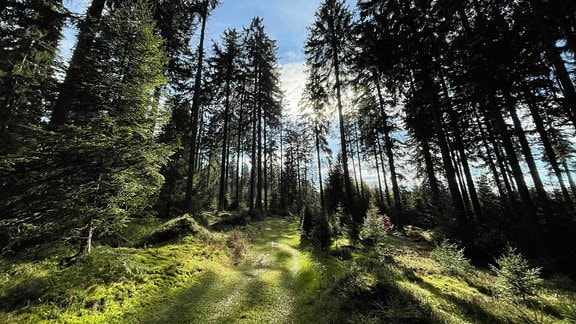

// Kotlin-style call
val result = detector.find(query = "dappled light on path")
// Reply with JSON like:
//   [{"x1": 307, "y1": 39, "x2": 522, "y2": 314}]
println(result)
[{"x1": 143, "y1": 218, "x2": 319, "y2": 323}]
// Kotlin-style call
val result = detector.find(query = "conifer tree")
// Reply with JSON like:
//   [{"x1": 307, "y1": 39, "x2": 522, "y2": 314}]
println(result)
[
  {"x1": 210, "y1": 28, "x2": 243, "y2": 211},
  {"x1": 305, "y1": 0, "x2": 356, "y2": 231},
  {"x1": 1, "y1": 1, "x2": 168, "y2": 254},
  {"x1": 245, "y1": 17, "x2": 283, "y2": 214}
]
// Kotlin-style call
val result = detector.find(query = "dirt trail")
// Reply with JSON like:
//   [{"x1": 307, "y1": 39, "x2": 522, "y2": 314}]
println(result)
[{"x1": 145, "y1": 218, "x2": 320, "y2": 323}]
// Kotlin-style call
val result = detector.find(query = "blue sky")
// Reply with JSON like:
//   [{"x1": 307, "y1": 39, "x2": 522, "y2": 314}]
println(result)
[
  {"x1": 62, "y1": 0, "x2": 355, "y2": 64},
  {"x1": 208, "y1": 0, "x2": 324, "y2": 64},
  {"x1": 60, "y1": 0, "x2": 355, "y2": 114}
]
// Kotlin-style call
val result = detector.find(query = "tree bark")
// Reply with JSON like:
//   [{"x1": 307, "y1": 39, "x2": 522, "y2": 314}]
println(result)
[
  {"x1": 329, "y1": 13, "x2": 354, "y2": 231},
  {"x1": 522, "y1": 87, "x2": 575, "y2": 211},
  {"x1": 256, "y1": 70, "x2": 263, "y2": 212},
  {"x1": 528, "y1": 0, "x2": 576, "y2": 129},
  {"x1": 184, "y1": 2, "x2": 208, "y2": 212},
  {"x1": 334, "y1": 61, "x2": 353, "y2": 217},
  {"x1": 377, "y1": 136, "x2": 393, "y2": 209},
  {"x1": 235, "y1": 85, "x2": 245, "y2": 209},
  {"x1": 484, "y1": 90, "x2": 542, "y2": 233},
  {"x1": 421, "y1": 137, "x2": 442, "y2": 216},
  {"x1": 373, "y1": 142, "x2": 385, "y2": 206},
  {"x1": 375, "y1": 74, "x2": 402, "y2": 225},
  {"x1": 438, "y1": 67, "x2": 482, "y2": 221},
  {"x1": 421, "y1": 72, "x2": 467, "y2": 225},
  {"x1": 263, "y1": 121, "x2": 268, "y2": 212},
  {"x1": 474, "y1": 110, "x2": 508, "y2": 205},
  {"x1": 503, "y1": 91, "x2": 554, "y2": 224},
  {"x1": 249, "y1": 101, "x2": 257, "y2": 210},
  {"x1": 218, "y1": 70, "x2": 232, "y2": 210}
]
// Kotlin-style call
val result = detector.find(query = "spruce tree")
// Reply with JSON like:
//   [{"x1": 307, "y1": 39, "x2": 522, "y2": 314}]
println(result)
[
  {"x1": 1, "y1": 1, "x2": 169, "y2": 254},
  {"x1": 305, "y1": 0, "x2": 356, "y2": 232}
]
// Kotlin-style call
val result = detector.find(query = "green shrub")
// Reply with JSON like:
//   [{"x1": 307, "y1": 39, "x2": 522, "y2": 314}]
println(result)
[
  {"x1": 490, "y1": 245, "x2": 542, "y2": 302},
  {"x1": 302, "y1": 206, "x2": 314, "y2": 237},
  {"x1": 430, "y1": 239, "x2": 471, "y2": 276},
  {"x1": 328, "y1": 204, "x2": 345, "y2": 236},
  {"x1": 359, "y1": 206, "x2": 391, "y2": 246},
  {"x1": 310, "y1": 214, "x2": 332, "y2": 250}
]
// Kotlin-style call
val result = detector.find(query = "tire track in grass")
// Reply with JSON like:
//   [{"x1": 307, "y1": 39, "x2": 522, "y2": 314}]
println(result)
[{"x1": 146, "y1": 218, "x2": 311, "y2": 324}]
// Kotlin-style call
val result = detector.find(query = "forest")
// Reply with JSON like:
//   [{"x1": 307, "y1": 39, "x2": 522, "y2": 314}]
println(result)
[{"x1": 1, "y1": 0, "x2": 576, "y2": 322}]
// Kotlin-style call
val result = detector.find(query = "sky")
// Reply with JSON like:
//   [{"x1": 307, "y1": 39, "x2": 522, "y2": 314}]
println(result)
[
  {"x1": 61, "y1": 0, "x2": 358, "y2": 115},
  {"x1": 208, "y1": 0, "x2": 323, "y2": 64},
  {"x1": 207, "y1": 0, "x2": 325, "y2": 116},
  {"x1": 60, "y1": 0, "x2": 382, "y2": 184},
  {"x1": 207, "y1": 0, "x2": 353, "y2": 116}
]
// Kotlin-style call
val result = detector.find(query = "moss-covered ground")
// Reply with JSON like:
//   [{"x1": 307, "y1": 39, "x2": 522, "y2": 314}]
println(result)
[{"x1": 1, "y1": 216, "x2": 575, "y2": 323}]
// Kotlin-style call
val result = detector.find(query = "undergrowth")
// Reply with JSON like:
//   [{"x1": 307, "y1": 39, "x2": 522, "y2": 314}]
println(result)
[
  {"x1": 0, "y1": 217, "x2": 230, "y2": 323},
  {"x1": 1, "y1": 217, "x2": 575, "y2": 323}
]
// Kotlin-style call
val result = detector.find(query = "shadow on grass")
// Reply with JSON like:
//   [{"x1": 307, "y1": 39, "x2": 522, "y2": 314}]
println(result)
[
  {"x1": 388, "y1": 262, "x2": 508, "y2": 323},
  {"x1": 0, "y1": 247, "x2": 140, "y2": 313},
  {"x1": 0, "y1": 273, "x2": 53, "y2": 311},
  {"x1": 134, "y1": 218, "x2": 306, "y2": 323}
]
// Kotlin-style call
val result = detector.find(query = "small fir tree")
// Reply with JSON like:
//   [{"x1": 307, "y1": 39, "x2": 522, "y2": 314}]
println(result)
[
  {"x1": 430, "y1": 239, "x2": 472, "y2": 276},
  {"x1": 359, "y1": 206, "x2": 392, "y2": 246},
  {"x1": 490, "y1": 245, "x2": 543, "y2": 302}
]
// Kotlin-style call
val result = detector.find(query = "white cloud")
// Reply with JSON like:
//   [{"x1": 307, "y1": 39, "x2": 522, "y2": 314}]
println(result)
[
  {"x1": 284, "y1": 50, "x2": 304, "y2": 63},
  {"x1": 280, "y1": 61, "x2": 307, "y2": 116}
]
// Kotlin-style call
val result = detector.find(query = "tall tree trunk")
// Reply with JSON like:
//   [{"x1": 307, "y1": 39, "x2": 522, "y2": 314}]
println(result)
[
  {"x1": 51, "y1": 0, "x2": 106, "y2": 126},
  {"x1": 249, "y1": 94, "x2": 257, "y2": 210},
  {"x1": 421, "y1": 137, "x2": 442, "y2": 216},
  {"x1": 354, "y1": 123, "x2": 365, "y2": 200},
  {"x1": 218, "y1": 75, "x2": 232, "y2": 210},
  {"x1": 249, "y1": 64, "x2": 260, "y2": 211},
  {"x1": 373, "y1": 143, "x2": 385, "y2": 206},
  {"x1": 279, "y1": 124, "x2": 285, "y2": 210},
  {"x1": 315, "y1": 122, "x2": 328, "y2": 248},
  {"x1": 351, "y1": 143, "x2": 360, "y2": 197},
  {"x1": 263, "y1": 121, "x2": 268, "y2": 212},
  {"x1": 474, "y1": 110, "x2": 508, "y2": 204},
  {"x1": 256, "y1": 77, "x2": 263, "y2": 212},
  {"x1": 235, "y1": 87, "x2": 245, "y2": 209},
  {"x1": 481, "y1": 110, "x2": 515, "y2": 199},
  {"x1": 329, "y1": 15, "x2": 354, "y2": 230},
  {"x1": 522, "y1": 86, "x2": 575, "y2": 211},
  {"x1": 184, "y1": 2, "x2": 208, "y2": 212},
  {"x1": 484, "y1": 91, "x2": 542, "y2": 234},
  {"x1": 448, "y1": 136, "x2": 472, "y2": 220},
  {"x1": 476, "y1": 116, "x2": 512, "y2": 207},
  {"x1": 438, "y1": 67, "x2": 482, "y2": 221},
  {"x1": 376, "y1": 134, "x2": 394, "y2": 213},
  {"x1": 377, "y1": 136, "x2": 393, "y2": 209},
  {"x1": 529, "y1": 0, "x2": 576, "y2": 129},
  {"x1": 375, "y1": 74, "x2": 403, "y2": 225},
  {"x1": 421, "y1": 72, "x2": 467, "y2": 225},
  {"x1": 548, "y1": 46, "x2": 576, "y2": 129},
  {"x1": 503, "y1": 91, "x2": 554, "y2": 224}
]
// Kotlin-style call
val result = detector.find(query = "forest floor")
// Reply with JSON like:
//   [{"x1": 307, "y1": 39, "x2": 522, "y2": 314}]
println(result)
[
  {"x1": 141, "y1": 217, "x2": 328, "y2": 323},
  {"x1": 1, "y1": 215, "x2": 576, "y2": 323}
]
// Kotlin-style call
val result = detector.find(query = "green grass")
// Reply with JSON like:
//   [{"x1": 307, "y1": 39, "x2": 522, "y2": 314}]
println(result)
[{"x1": 1, "y1": 217, "x2": 575, "y2": 323}]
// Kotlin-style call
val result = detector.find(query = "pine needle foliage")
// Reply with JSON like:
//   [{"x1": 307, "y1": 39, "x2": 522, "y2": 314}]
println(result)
[
  {"x1": 359, "y1": 206, "x2": 391, "y2": 246},
  {"x1": 490, "y1": 245, "x2": 543, "y2": 302},
  {"x1": 430, "y1": 239, "x2": 472, "y2": 277}
]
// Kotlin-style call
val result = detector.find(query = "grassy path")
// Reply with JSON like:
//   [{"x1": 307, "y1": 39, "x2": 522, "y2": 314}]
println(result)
[
  {"x1": 3, "y1": 216, "x2": 575, "y2": 323},
  {"x1": 143, "y1": 218, "x2": 325, "y2": 323}
]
